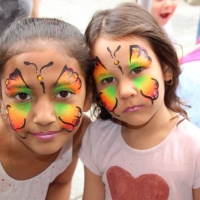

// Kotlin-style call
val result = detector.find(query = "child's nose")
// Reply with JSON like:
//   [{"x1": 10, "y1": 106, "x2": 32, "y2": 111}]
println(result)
[
  {"x1": 164, "y1": 0, "x2": 173, "y2": 7},
  {"x1": 118, "y1": 79, "x2": 137, "y2": 99},
  {"x1": 33, "y1": 98, "x2": 56, "y2": 126}
]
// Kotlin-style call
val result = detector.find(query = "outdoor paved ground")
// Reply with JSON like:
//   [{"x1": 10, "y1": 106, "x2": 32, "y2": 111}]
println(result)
[{"x1": 38, "y1": 0, "x2": 199, "y2": 199}]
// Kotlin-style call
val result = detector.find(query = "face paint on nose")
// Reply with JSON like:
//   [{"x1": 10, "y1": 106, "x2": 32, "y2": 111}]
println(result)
[{"x1": 55, "y1": 103, "x2": 82, "y2": 132}]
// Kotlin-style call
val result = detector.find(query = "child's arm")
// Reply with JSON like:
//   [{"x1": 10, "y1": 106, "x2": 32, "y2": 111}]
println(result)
[
  {"x1": 82, "y1": 166, "x2": 105, "y2": 200},
  {"x1": 193, "y1": 188, "x2": 200, "y2": 200},
  {"x1": 45, "y1": 114, "x2": 91, "y2": 200},
  {"x1": 31, "y1": 0, "x2": 40, "y2": 18}
]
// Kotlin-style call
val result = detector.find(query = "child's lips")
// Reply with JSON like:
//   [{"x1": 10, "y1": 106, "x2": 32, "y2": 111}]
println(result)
[
  {"x1": 160, "y1": 13, "x2": 170, "y2": 19},
  {"x1": 32, "y1": 131, "x2": 59, "y2": 140},
  {"x1": 123, "y1": 105, "x2": 143, "y2": 113}
]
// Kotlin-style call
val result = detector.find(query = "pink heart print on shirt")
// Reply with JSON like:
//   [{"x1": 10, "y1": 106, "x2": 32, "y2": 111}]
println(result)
[{"x1": 107, "y1": 166, "x2": 169, "y2": 200}]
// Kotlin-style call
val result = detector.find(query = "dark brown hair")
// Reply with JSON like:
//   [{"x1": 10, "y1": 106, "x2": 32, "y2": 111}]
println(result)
[
  {"x1": 85, "y1": 2, "x2": 188, "y2": 120},
  {"x1": 0, "y1": 18, "x2": 92, "y2": 98}
]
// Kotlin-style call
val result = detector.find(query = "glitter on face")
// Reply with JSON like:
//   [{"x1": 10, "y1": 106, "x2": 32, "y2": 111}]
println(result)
[
  {"x1": 5, "y1": 68, "x2": 31, "y2": 138},
  {"x1": 129, "y1": 45, "x2": 158, "y2": 104},
  {"x1": 130, "y1": 45, "x2": 152, "y2": 69},
  {"x1": 37, "y1": 75, "x2": 43, "y2": 81},
  {"x1": 114, "y1": 60, "x2": 119, "y2": 65},
  {"x1": 55, "y1": 103, "x2": 82, "y2": 132}
]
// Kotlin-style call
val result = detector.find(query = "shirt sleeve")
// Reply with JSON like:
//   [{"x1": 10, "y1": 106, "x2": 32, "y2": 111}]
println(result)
[
  {"x1": 79, "y1": 120, "x2": 102, "y2": 176},
  {"x1": 193, "y1": 147, "x2": 200, "y2": 189}
]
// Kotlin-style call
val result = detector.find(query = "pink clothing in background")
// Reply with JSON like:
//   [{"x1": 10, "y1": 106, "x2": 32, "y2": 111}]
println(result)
[{"x1": 180, "y1": 37, "x2": 200, "y2": 64}]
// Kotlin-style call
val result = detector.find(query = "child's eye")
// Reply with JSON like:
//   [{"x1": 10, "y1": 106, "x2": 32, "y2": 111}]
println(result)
[
  {"x1": 102, "y1": 77, "x2": 116, "y2": 84},
  {"x1": 56, "y1": 91, "x2": 73, "y2": 99},
  {"x1": 15, "y1": 93, "x2": 31, "y2": 101},
  {"x1": 130, "y1": 67, "x2": 144, "y2": 75}
]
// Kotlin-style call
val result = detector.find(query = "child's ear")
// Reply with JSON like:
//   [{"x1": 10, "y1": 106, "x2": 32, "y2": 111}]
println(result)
[
  {"x1": 83, "y1": 91, "x2": 92, "y2": 112},
  {"x1": 164, "y1": 66, "x2": 173, "y2": 82}
]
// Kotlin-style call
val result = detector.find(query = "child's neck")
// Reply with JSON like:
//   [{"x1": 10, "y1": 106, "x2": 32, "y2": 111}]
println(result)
[{"x1": 121, "y1": 107, "x2": 178, "y2": 150}]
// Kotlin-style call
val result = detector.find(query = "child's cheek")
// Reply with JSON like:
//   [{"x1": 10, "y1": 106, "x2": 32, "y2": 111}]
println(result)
[
  {"x1": 99, "y1": 85, "x2": 119, "y2": 117},
  {"x1": 6, "y1": 102, "x2": 31, "y2": 133},
  {"x1": 55, "y1": 103, "x2": 82, "y2": 132},
  {"x1": 133, "y1": 75, "x2": 159, "y2": 104},
  {"x1": 99, "y1": 85, "x2": 117, "y2": 112}
]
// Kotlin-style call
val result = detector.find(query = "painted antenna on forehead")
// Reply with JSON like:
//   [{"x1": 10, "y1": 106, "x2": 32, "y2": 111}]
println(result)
[{"x1": 137, "y1": 0, "x2": 152, "y2": 12}]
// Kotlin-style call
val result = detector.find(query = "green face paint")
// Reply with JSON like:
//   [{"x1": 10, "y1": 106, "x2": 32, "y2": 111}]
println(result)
[{"x1": 55, "y1": 102, "x2": 82, "y2": 132}]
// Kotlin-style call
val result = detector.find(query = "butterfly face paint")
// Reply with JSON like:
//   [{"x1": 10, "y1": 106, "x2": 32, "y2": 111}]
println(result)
[
  {"x1": 24, "y1": 61, "x2": 54, "y2": 93},
  {"x1": 107, "y1": 45, "x2": 124, "y2": 74},
  {"x1": 5, "y1": 68, "x2": 31, "y2": 138},
  {"x1": 54, "y1": 65, "x2": 82, "y2": 131},
  {"x1": 93, "y1": 57, "x2": 119, "y2": 116},
  {"x1": 130, "y1": 45, "x2": 159, "y2": 105},
  {"x1": 55, "y1": 103, "x2": 82, "y2": 132},
  {"x1": 99, "y1": 86, "x2": 119, "y2": 116},
  {"x1": 54, "y1": 65, "x2": 82, "y2": 93},
  {"x1": 134, "y1": 75, "x2": 159, "y2": 105}
]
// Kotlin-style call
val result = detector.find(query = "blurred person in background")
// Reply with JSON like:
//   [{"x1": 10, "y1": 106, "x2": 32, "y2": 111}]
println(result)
[
  {"x1": 0, "y1": 0, "x2": 40, "y2": 35},
  {"x1": 151, "y1": 0, "x2": 179, "y2": 43}
]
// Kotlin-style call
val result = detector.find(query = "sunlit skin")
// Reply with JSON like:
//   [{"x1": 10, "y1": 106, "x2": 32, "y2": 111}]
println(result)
[
  {"x1": 1, "y1": 49, "x2": 87, "y2": 155},
  {"x1": 151, "y1": 0, "x2": 179, "y2": 26},
  {"x1": 92, "y1": 36, "x2": 172, "y2": 127}
]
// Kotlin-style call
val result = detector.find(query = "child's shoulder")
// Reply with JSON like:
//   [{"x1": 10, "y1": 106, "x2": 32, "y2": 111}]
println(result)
[
  {"x1": 87, "y1": 118, "x2": 118, "y2": 131},
  {"x1": 177, "y1": 118, "x2": 200, "y2": 142},
  {"x1": 84, "y1": 118, "x2": 120, "y2": 141}
]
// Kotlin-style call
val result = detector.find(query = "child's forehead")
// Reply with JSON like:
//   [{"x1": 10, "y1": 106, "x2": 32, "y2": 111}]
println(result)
[
  {"x1": 93, "y1": 36, "x2": 153, "y2": 59},
  {"x1": 4, "y1": 49, "x2": 81, "y2": 76}
]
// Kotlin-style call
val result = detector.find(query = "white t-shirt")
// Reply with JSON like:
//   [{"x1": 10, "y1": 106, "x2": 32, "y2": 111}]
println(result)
[
  {"x1": 0, "y1": 139, "x2": 72, "y2": 200},
  {"x1": 79, "y1": 118, "x2": 200, "y2": 200}
]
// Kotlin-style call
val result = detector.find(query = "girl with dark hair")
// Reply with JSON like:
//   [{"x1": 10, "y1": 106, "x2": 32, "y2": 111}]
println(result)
[
  {"x1": 79, "y1": 2, "x2": 200, "y2": 199},
  {"x1": 0, "y1": 18, "x2": 92, "y2": 199}
]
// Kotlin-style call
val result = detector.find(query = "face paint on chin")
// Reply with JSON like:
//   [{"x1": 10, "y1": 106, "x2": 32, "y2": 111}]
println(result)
[
  {"x1": 55, "y1": 103, "x2": 82, "y2": 132},
  {"x1": 134, "y1": 75, "x2": 159, "y2": 105}
]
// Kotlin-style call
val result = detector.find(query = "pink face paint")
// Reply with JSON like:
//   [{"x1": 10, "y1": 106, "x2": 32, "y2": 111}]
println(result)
[
  {"x1": 5, "y1": 68, "x2": 31, "y2": 138},
  {"x1": 55, "y1": 103, "x2": 82, "y2": 132}
]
